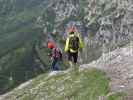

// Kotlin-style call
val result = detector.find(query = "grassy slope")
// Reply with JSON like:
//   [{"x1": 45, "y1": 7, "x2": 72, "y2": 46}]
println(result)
[
  {"x1": 108, "y1": 93, "x2": 126, "y2": 100},
  {"x1": 1, "y1": 67, "x2": 127, "y2": 100},
  {"x1": 2, "y1": 68, "x2": 109, "y2": 100}
]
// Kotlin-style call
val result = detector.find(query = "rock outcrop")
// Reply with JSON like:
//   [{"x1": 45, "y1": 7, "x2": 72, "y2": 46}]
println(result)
[{"x1": 81, "y1": 43, "x2": 133, "y2": 93}]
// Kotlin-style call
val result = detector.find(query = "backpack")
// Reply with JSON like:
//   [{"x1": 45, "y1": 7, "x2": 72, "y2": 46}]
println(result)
[
  {"x1": 52, "y1": 48, "x2": 62, "y2": 60},
  {"x1": 69, "y1": 35, "x2": 79, "y2": 50}
]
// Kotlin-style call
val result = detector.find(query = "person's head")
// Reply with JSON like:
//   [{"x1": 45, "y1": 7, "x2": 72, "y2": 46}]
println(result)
[
  {"x1": 69, "y1": 31, "x2": 74, "y2": 35},
  {"x1": 68, "y1": 27, "x2": 75, "y2": 35},
  {"x1": 47, "y1": 40, "x2": 55, "y2": 49}
]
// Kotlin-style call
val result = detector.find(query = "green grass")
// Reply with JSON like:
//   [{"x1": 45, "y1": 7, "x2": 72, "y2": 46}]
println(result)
[
  {"x1": 107, "y1": 92, "x2": 126, "y2": 100},
  {"x1": 2, "y1": 68, "x2": 110, "y2": 100}
]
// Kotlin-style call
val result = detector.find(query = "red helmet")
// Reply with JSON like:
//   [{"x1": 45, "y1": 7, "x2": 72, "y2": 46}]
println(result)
[{"x1": 47, "y1": 40, "x2": 55, "y2": 49}]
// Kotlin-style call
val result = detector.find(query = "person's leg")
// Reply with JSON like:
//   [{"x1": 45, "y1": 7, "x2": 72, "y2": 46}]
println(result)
[
  {"x1": 51, "y1": 58, "x2": 58, "y2": 71},
  {"x1": 73, "y1": 52, "x2": 78, "y2": 64},
  {"x1": 72, "y1": 52, "x2": 79, "y2": 75},
  {"x1": 68, "y1": 51, "x2": 73, "y2": 67},
  {"x1": 68, "y1": 51, "x2": 72, "y2": 62},
  {"x1": 55, "y1": 59, "x2": 59, "y2": 70}
]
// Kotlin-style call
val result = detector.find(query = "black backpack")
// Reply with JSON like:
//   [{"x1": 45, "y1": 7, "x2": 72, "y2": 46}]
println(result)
[{"x1": 69, "y1": 35, "x2": 79, "y2": 50}]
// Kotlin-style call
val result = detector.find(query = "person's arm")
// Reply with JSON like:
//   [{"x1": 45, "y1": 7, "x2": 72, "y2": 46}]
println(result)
[
  {"x1": 64, "y1": 37, "x2": 70, "y2": 52},
  {"x1": 77, "y1": 32, "x2": 84, "y2": 49},
  {"x1": 79, "y1": 38, "x2": 84, "y2": 49}
]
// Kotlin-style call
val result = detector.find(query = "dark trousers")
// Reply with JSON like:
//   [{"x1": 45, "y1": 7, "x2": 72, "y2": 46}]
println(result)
[
  {"x1": 68, "y1": 51, "x2": 78, "y2": 63},
  {"x1": 51, "y1": 58, "x2": 59, "y2": 71}
]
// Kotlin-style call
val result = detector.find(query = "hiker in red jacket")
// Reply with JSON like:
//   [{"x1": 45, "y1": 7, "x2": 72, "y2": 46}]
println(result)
[{"x1": 47, "y1": 40, "x2": 62, "y2": 71}]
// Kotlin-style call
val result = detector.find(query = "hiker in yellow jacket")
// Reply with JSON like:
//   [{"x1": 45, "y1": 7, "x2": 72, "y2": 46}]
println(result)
[{"x1": 65, "y1": 27, "x2": 84, "y2": 64}]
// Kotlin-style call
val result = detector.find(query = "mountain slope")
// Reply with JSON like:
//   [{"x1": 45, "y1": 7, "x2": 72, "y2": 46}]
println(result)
[
  {"x1": 0, "y1": 0, "x2": 133, "y2": 95},
  {"x1": 0, "y1": 0, "x2": 51, "y2": 94},
  {"x1": 0, "y1": 68, "x2": 110, "y2": 100},
  {"x1": 1, "y1": 43, "x2": 133, "y2": 100},
  {"x1": 81, "y1": 42, "x2": 133, "y2": 95}
]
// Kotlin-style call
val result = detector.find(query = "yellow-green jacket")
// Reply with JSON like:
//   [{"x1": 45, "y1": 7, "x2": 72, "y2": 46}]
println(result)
[{"x1": 64, "y1": 33, "x2": 84, "y2": 53}]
